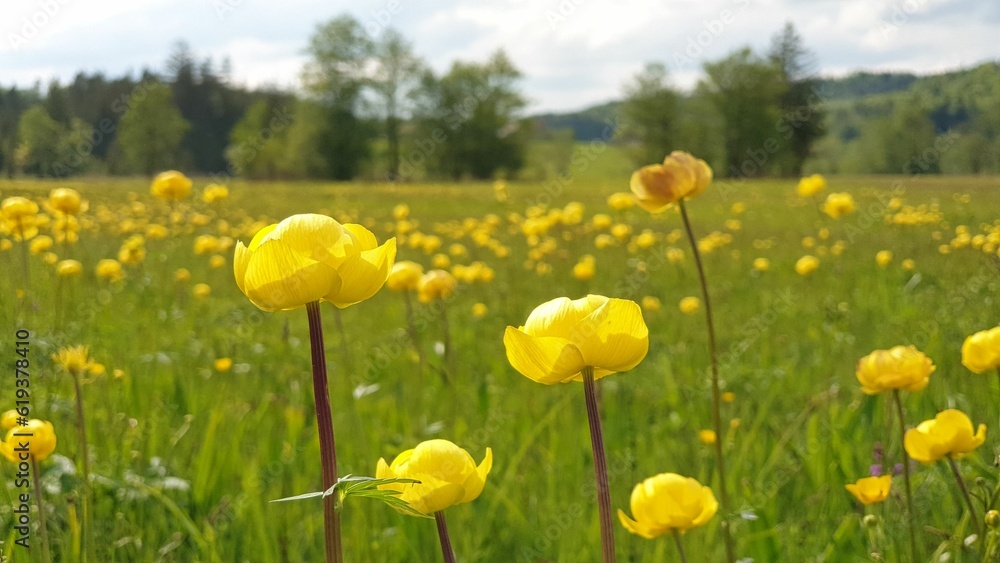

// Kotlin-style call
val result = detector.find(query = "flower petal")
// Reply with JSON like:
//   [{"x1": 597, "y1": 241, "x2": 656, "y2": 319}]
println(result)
[
  {"x1": 324, "y1": 238, "x2": 396, "y2": 308},
  {"x1": 243, "y1": 239, "x2": 341, "y2": 311},
  {"x1": 522, "y1": 295, "x2": 606, "y2": 338},
  {"x1": 460, "y1": 447, "x2": 493, "y2": 504},
  {"x1": 503, "y1": 327, "x2": 586, "y2": 384},
  {"x1": 618, "y1": 509, "x2": 657, "y2": 539},
  {"x1": 571, "y1": 298, "x2": 649, "y2": 375}
]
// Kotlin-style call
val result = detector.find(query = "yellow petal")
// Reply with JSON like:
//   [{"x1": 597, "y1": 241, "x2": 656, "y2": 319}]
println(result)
[
  {"x1": 325, "y1": 238, "x2": 396, "y2": 308},
  {"x1": 343, "y1": 223, "x2": 378, "y2": 251},
  {"x1": 266, "y1": 214, "x2": 346, "y2": 263},
  {"x1": 243, "y1": 239, "x2": 341, "y2": 311},
  {"x1": 570, "y1": 298, "x2": 649, "y2": 376},
  {"x1": 503, "y1": 327, "x2": 586, "y2": 384},
  {"x1": 234, "y1": 241, "x2": 250, "y2": 295},
  {"x1": 522, "y1": 295, "x2": 606, "y2": 337},
  {"x1": 460, "y1": 447, "x2": 493, "y2": 504},
  {"x1": 618, "y1": 509, "x2": 657, "y2": 539}
]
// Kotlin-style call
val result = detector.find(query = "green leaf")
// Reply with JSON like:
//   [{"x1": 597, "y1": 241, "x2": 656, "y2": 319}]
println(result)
[{"x1": 269, "y1": 474, "x2": 432, "y2": 519}]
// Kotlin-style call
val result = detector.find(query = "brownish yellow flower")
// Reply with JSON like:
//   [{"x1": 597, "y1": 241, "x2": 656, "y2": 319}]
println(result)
[{"x1": 629, "y1": 151, "x2": 712, "y2": 212}]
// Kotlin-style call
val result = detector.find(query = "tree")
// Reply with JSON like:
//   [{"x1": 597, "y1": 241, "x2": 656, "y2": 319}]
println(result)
[
  {"x1": 116, "y1": 83, "x2": 190, "y2": 175},
  {"x1": 225, "y1": 99, "x2": 290, "y2": 179},
  {"x1": 768, "y1": 23, "x2": 826, "y2": 176},
  {"x1": 370, "y1": 29, "x2": 425, "y2": 180},
  {"x1": 700, "y1": 48, "x2": 786, "y2": 177},
  {"x1": 618, "y1": 62, "x2": 680, "y2": 166},
  {"x1": 16, "y1": 106, "x2": 62, "y2": 176}
]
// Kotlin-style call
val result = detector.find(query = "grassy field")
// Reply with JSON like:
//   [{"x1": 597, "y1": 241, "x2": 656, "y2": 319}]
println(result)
[{"x1": 1, "y1": 164, "x2": 999, "y2": 562}]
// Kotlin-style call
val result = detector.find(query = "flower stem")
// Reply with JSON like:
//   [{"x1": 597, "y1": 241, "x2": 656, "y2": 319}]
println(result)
[
  {"x1": 434, "y1": 511, "x2": 457, "y2": 563},
  {"x1": 70, "y1": 369, "x2": 93, "y2": 562},
  {"x1": 947, "y1": 456, "x2": 981, "y2": 536},
  {"x1": 678, "y1": 200, "x2": 735, "y2": 563},
  {"x1": 306, "y1": 301, "x2": 343, "y2": 563},
  {"x1": 672, "y1": 530, "x2": 689, "y2": 563},
  {"x1": 583, "y1": 366, "x2": 616, "y2": 563},
  {"x1": 31, "y1": 458, "x2": 52, "y2": 563},
  {"x1": 892, "y1": 389, "x2": 919, "y2": 561}
]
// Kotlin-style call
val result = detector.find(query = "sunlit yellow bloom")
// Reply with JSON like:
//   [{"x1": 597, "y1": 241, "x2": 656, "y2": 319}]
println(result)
[
  {"x1": 722, "y1": 391, "x2": 735, "y2": 403},
  {"x1": 207, "y1": 255, "x2": 225, "y2": 269},
  {"x1": 194, "y1": 235, "x2": 220, "y2": 255},
  {"x1": 472, "y1": 303, "x2": 488, "y2": 318},
  {"x1": 731, "y1": 202, "x2": 745, "y2": 214},
  {"x1": 594, "y1": 234, "x2": 615, "y2": 249},
  {"x1": 56, "y1": 259, "x2": 83, "y2": 277},
  {"x1": 150, "y1": 170, "x2": 192, "y2": 201},
  {"x1": 233, "y1": 214, "x2": 396, "y2": 312},
  {"x1": 46, "y1": 188, "x2": 86, "y2": 215},
  {"x1": 417, "y1": 269, "x2": 457, "y2": 303},
  {"x1": 629, "y1": 151, "x2": 712, "y2": 212},
  {"x1": 118, "y1": 235, "x2": 146, "y2": 265},
  {"x1": 795, "y1": 255, "x2": 819, "y2": 276},
  {"x1": 904, "y1": 409, "x2": 986, "y2": 463},
  {"x1": 856, "y1": 345, "x2": 935, "y2": 395},
  {"x1": 618, "y1": 473, "x2": 717, "y2": 538},
  {"x1": 29, "y1": 235, "x2": 53, "y2": 255},
  {"x1": 961, "y1": 326, "x2": 1000, "y2": 374},
  {"x1": 393, "y1": 203, "x2": 410, "y2": 221},
  {"x1": 145, "y1": 224, "x2": 169, "y2": 239},
  {"x1": 214, "y1": 358, "x2": 233, "y2": 372},
  {"x1": 698, "y1": 429, "x2": 716, "y2": 445},
  {"x1": 640, "y1": 296, "x2": 661, "y2": 312},
  {"x1": 193, "y1": 283, "x2": 212, "y2": 299},
  {"x1": 796, "y1": 173, "x2": 826, "y2": 197},
  {"x1": 875, "y1": 250, "x2": 893, "y2": 267},
  {"x1": 202, "y1": 184, "x2": 229, "y2": 203},
  {"x1": 753, "y1": 258, "x2": 770, "y2": 272},
  {"x1": 42, "y1": 252, "x2": 58, "y2": 265},
  {"x1": 845, "y1": 475, "x2": 891, "y2": 505},
  {"x1": 592, "y1": 214, "x2": 612, "y2": 230},
  {"x1": 52, "y1": 345, "x2": 96, "y2": 375},
  {"x1": 432, "y1": 253, "x2": 451, "y2": 269},
  {"x1": 801, "y1": 236, "x2": 816, "y2": 249},
  {"x1": 1, "y1": 410, "x2": 20, "y2": 430},
  {"x1": 387, "y1": 261, "x2": 424, "y2": 291},
  {"x1": 901, "y1": 258, "x2": 915, "y2": 271},
  {"x1": 503, "y1": 295, "x2": 648, "y2": 385},
  {"x1": 1, "y1": 419, "x2": 56, "y2": 462},
  {"x1": 611, "y1": 223, "x2": 632, "y2": 241},
  {"x1": 573, "y1": 257, "x2": 596, "y2": 281},
  {"x1": 666, "y1": 247, "x2": 685, "y2": 264},
  {"x1": 679, "y1": 296, "x2": 700, "y2": 315},
  {"x1": 175, "y1": 268, "x2": 191, "y2": 283},
  {"x1": 376, "y1": 439, "x2": 492, "y2": 515},
  {"x1": 607, "y1": 192, "x2": 635, "y2": 211},
  {"x1": 493, "y1": 180, "x2": 508, "y2": 203},
  {"x1": 1, "y1": 196, "x2": 39, "y2": 220},
  {"x1": 822, "y1": 192, "x2": 856, "y2": 219}
]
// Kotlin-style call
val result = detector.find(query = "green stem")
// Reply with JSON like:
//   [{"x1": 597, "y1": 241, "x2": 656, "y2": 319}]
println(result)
[
  {"x1": 583, "y1": 366, "x2": 616, "y2": 563},
  {"x1": 434, "y1": 511, "x2": 456, "y2": 563},
  {"x1": 678, "y1": 199, "x2": 735, "y2": 563},
  {"x1": 672, "y1": 530, "x2": 688, "y2": 563},
  {"x1": 892, "y1": 389, "x2": 919, "y2": 561},
  {"x1": 32, "y1": 458, "x2": 52, "y2": 563},
  {"x1": 306, "y1": 301, "x2": 343, "y2": 563},
  {"x1": 70, "y1": 369, "x2": 92, "y2": 562},
  {"x1": 947, "y1": 456, "x2": 981, "y2": 536}
]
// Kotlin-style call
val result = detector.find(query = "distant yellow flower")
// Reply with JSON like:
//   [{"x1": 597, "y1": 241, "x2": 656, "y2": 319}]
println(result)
[
  {"x1": 1, "y1": 419, "x2": 56, "y2": 462},
  {"x1": 52, "y1": 345, "x2": 96, "y2": 375},
  {"x1": 233, "y1": 214, "x2": 396, "y2": 312},
  {"x1": 666, "y1": 247, "x2": 685, "y2": 264},
  {"x1": 1, "y1": 410, "x2": 19, "y2": 430},
  {"x1": 875, "y1": 250, "x2": 893, "y2": 267},
  {"x1": 630, "y1": 151, "x2": 712, "y2": 212},
  {"x1": 961, "y1": 327, "x2": 1000, "y2": 374},
  {"x1": 611, "y1": 223, "x2": 632, "y2": 241},
  {"x1": 46, "y1": 188, "x2": 86, "y2": 215},
  {"x1": 95, "y1": 259, "x2": 123, "y2": 282},
  {"x1": 29, "y1": 235, "x2": 53, "y2": 255},
  {"x1": 845, "y1": 475, "x2": 891, "y2": 505},
  {"x1": 118, "y1": 235, "x2": 146, "y2": 265},
  {"x1": 1, "y1": 196, "x2": 39, "y2": 220},
  {"x1": 417, "y1": 269, "x2": 457, "y2": 303},
  {"x1": 607, "y1": 192, "x2": 636, "y2": 211},
  {"x1": 592, "y1": 214, "x2": 612, "y2": 230},
  {"x1": 753, "y1": 258, "x2": 770, "y2": 272},
  {"x1": 209, "y1": 255, "x2": 226, "y2": 269},
  {"x1": 432, "y1": 253, "x2": 451, "y2": 269},
  {"x1": 618, "y1": 473, "x2": 718, "y2": 538},
  {"x1": 795, "y1": 255, "x2": 819, "y2": 276},
  {"x1": 174, "y1": 268, "x2": 191, "y2": 283},
  {"x1": 145, "y1": 224, "x2": 168, "y2": 239},
  {"x1": 796, "y1": 174, "x2": 826, "y2": 197},
  {"x1": 214, "y1": 358, "x2": 233, "y2": 372},
  {"x1": 641, "y1": 296, "x2": 661, "y2": 312},
  {"x1": 150, "y1": 170, "x2": 192, "y2": 201},
  {"x1": 901, "y1": 258, "x2": 915, "y2": 271},
  {"x1": 202, "y1": 184, "x2": 229, "y2": 203},
  {"x1": 679, "y1": 296, "x2": 700, "y2": 315},
  {"x1": 193, "y1": 283, "x2": 212, "y2": 299},
  {"x1": 42, "y1": 252, "x2": 59, "y2": 265},
  {"x1": 376, "y1": 439, "x2": 492, "y2": 515},
  {"x1": 722, "y1": 392, "x2": 735, "y2": 403},
  {"x1": 731, "y1": 202, "x2": 746, "y2": 214},
  {"x1": 55, "y1": 259, "x2": 83, "y2": 277},
  {"x1": 573, "y1": 257, "x2": 596, "y2": 281},
  {"x1": 822, "y1": 192, "x2": 856, "y2": 219},
  {"x1": 698, "y1": 429, "x2": 716, "y2": 445},
  {"x1": 904, "y1": 409, "x2": 986, "y2": 463},
  {"x1": 856, "y1": 345, "x2": 935, "y2": 395},
  {"x1": 503, "y1": 295, "x2": 648, "y2": 385},
  {"x1": 387, "y1": 261, "x2": 424, "y2": 291},
  {"x1": 472, "y1": 303, "x2": 488, "y2": 318},
  {"x1": 194, "y1": 235, "x2": 220, "y2": 255}
]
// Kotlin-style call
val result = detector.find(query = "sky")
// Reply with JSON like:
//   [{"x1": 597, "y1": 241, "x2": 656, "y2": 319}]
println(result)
[{"x1": 1, "y1": 0, "x2": 997, "y2": 113}]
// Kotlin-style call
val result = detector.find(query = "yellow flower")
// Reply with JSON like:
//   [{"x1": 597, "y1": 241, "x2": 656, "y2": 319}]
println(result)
[
  {"x1": 640, "y1": 296, "x2": 661, "y2": 313},
  {"x1": 875, "y1": 250, "x2": 893, "y2": 267},
  {"x1": 753, "y1": 257, "x2": 770, "y2": 272},
  {"x1": 233, "y1": 214, "x2": 396, "y2": 312},
  {"x1": 572, "y1": 257, "x2": 596, "y2": 281},
  {"x1": 56, "y1": 259, "x2": 83, "y2": 277},
  {"x1": 393, "y1": 203, "x2": 410, "y2": 221},
  {"x1": 666, "y1": 247, "x2": 685, "y2": 264},
  {"x1": 607, "y1": 192, "x2": 635, "y2": 211},
  {"x1": 209, "y1": 255, "x2": 226, "y2": 269},
  {"x1": 472, "y1": 303, "x2": 488, "y2": 318},
  {"x1": 698, "y1": 429, "x2": 716, "y2": 445},
  {"x1": 722, "y1": 392, "x2": 735, "y2": 403},
  {"x1": 47, "y1": 188, "x2": 86, "y2": 215},
  {"x1": 52, "y1": 345, "x2": 96, "y2": 375},
  {"x1": 845, "y1": 475, "x2": 891, "y2": 505},
  {"x1": 202, "y1": 184, "x2": 229, "y2": 203},
  {"x1": 42, "y1": 252, "x2": 58, "y2": 265},
  {"x1": 150, "y1": 170, "x2": 192, "y2": 201},
  {"x1": 193, "y1": 283, "x2": 212, "y2": 299},
  {"x1": 796, "y1": 173, "x2": 826, "y2": 197},
  {"x1": 432, "y1": 253, "x2": 451, "y2": 269},
  {"x1": 904, "y1": 409, "x2": 986, "y2": 463},
  {"x1": 95, "y1": 259, "x2": 123, "y2": 282},
  {"x1": 961, "y1": 326, "x2": 1000, "y2": 374},
  {"x1": 795, "y1": 255, "x2": 819, "y2": 276},
  {"x1": 611, "y1": 223, "x2": 632, "y2": 241},
  {"x1": 1, "y1": 410, "x2": 19, "y2": 430},
  {"x1": 901, "y1": 258, "x2": 915, "y2": 271},
  {"x1": 618, "y1": 473, "x2": 718, "y2": 538},
  {"x1": 1, "y1": 419, "x2": 56, "y2": 463},
  {"x1": 592, "y1": 214, "x2": 612, "y2": 230},
  {"x1": 194, "y1": 235, "x2": 220, "y2": 255},
  {"x1": 145, "y1": 224, "x2": 168, "y2": 239},
  {"x1": 29, "y1": 235, "x2": 53, "y2": 255},
  {"x1": 387, "y1": 260, "x2": 424, "y2": 291},
  {"x1": 629, "y1": 151, "x2": 712, "y2": 212},
  {"x1": 417, "y1": 269, "x2": 457, "y2": 303},
  {"x1": 856, "y1": 345, "x2": 935, "y2": 395},
  {"x1": 503, "y1": 295, "x2": 648, "y2": 385},
  {"x1": 679, "y1": 296, "x2": 700, "y2": 315},
  {"x1": 1, "y1": 196, "x2": 39, "y2": 220},
  {"x1": 376, "y1": 439, "x2": 492, "y2": 515},
  {"x1": 118, "y1": 235, "x2": 146, "y2": 265},
  {"x1": 214, "y1": 358, "x2": 233, "y2": 372},
  {"x1": 822, "y1": 192, "x2": 856, "y2": 219},
  {"x1": 175, "y1": 268, "x2": 191, "y2": 283}
]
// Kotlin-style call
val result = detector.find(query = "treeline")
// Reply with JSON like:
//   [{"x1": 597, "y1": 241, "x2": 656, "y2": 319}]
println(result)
[{"x1": 0, "y1": 15, "x2": 529, "y2": 181}]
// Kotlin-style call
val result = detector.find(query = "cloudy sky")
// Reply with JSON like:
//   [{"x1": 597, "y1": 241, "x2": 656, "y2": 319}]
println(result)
[{"x1": 1, "y1": 0, "x2": 996, "y2": 112}]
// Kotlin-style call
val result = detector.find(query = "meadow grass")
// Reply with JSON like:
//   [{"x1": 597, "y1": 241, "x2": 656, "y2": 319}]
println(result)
[{"x1": 1, "y1": 168, "x2": 998, "y2": 562}]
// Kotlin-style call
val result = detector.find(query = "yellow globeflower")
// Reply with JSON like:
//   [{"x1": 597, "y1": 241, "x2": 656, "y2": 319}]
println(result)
[
  {"x1": 679, "y1": 296, "x2": 700, "y2": 315},
  {"x1": 193, "y1": 283, "x2": 212, "y2": 299},
  {"x1": 795, "y1": 255, "x2": 819, "y2": 276},
  {"x1": 209, "y1": 255, "x2": 226, "y2": 269},
  {"x1": 503, "y1": 295, "x2": 648, "y2": 385},
  {"x1": 417, "y1": 269, "x2": 457, "y2": 303},
  {"x1": 376, "y1": 439, "x2": 492, "y2": 515},
  {"x1": 901, "y1": 258, "x2": 915, "y2": 271},
  {"x1": 387, "y1": 261, "x2": 424, "y2": 291},
  {"x1": 856, "y1": 345, "x2": 935, "y2": 395},
  {"x1": 52, "y1": 345, "x2": 97, "y2": 375},
  {"x1": 472, "y1": 303, "x2": 488, "y2": 318},
  {"x1": 0, "y1": 419, "x2": 57, "y2": 462},
  {"x1": 753, "y1": 257, "x2": 770, "y2": 271},
  {"x1": 875, "y1": 250, "x2": 893, "y2": 267},
  {"x1": 194, "y1": 235, "x2": 220, "y2": 255},
  {"x1": 55, "y1": 259, "x2": 83, "y2": 277},
  {"x1": 629, "y1": 151, "x2": 712, "y2": 213},
  {"x1": 592, "y1": 214, "x2": 612, "y2": 230},
  {"x1": 618, "y1": 473, "x2": 718, "y2": 538},
  {"x1": 607, "y1": 192, "x2": 635, "y2": 211},
  {"x1": 796, "y1": 173, "x2": 826, "y2": 198},
  {"x1": 150, "y1": 170, "x2": 192, "y2": 201},
  {"x1": 233, "y1": 214, "x2": 396, "y2": 312},
  {"x1": 202, "y1": 184, "x2": 229, "y2": 203},
  {"x1": 214, "y1": 358, "x2": 233, "y2": 372},
  {"x1": 822, "y1": 192, "x2": 856, "y2": 219},
  {"x1": 961, "y1": 326, "x2": 1000, "y2": 374},
  {"x1": 698, "y1": 429, "x2": 717, "y2": 445},
  {"x1": 175, "y1": 268, "x2": 192, "y2": 283},
  {"x1": 845, "y1": 475, "x2": 891, "y2": 505},
  {"x1": 47, "y1": 188, "x2": 86, "y2": 215},
  {"x1": 1, "y1": 196, "x2": 39, "y2": 220},
  {"x1": 904, "y1": 409, "x2": 986, "y2": 463},
  {"x1": 29, "y1": 235, "x2": 53, "y2": 255},
  {"x1": 640, "y1": 296, "x2": 661, "y2": 313},
  {"x1": 572, "y1": 257, "x2": 596, "y2": 281},
  {"x1": 1, "y1": 410, "x2": 19, "y2": 430}
]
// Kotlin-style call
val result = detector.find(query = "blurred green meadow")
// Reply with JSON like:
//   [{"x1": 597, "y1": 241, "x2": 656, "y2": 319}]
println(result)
[{"x1": 1, "y1": 162, "x2": 999, "y2": 562}]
